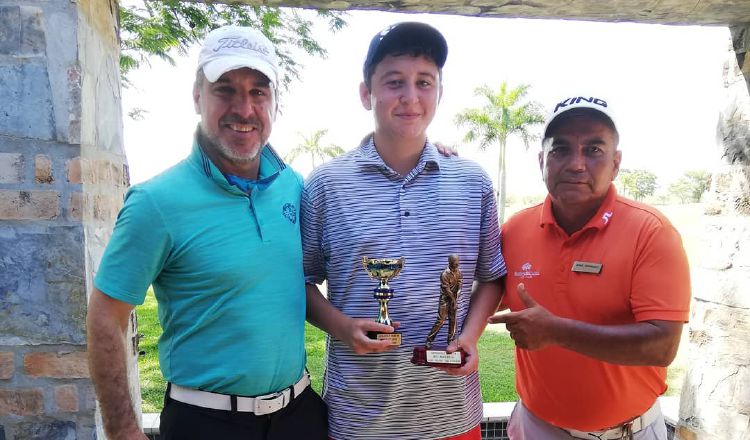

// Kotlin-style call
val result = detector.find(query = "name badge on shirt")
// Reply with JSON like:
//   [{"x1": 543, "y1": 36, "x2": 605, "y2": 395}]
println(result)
[{"x1": 571, "y1": 261, "x2": 603, "y2": 274}]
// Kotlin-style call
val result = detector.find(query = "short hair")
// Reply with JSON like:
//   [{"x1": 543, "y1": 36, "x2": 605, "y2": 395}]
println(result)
[{"x1": 194, "y1": 68, "x2": 206, "y2": 90}]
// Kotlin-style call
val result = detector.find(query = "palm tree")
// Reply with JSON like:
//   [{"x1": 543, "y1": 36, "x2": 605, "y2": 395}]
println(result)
[
  {"x1": 285, "y1": 129, "x2": 345, "y2": 169},
  {"x1": 454, "y1": 82, "x2": 545, "y2": 222}
]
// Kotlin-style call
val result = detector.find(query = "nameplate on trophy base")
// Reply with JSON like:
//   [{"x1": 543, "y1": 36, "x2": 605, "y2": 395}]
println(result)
[
  {"x1": 410, "y1": 346, "x2": 466, "y2": 368},
  {"x1": 367, "y1": 331, "x2": 402, "y2": 346}
]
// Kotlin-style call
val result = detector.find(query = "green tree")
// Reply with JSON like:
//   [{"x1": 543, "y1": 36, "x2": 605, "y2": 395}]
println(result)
[
  {"x1": 618, "y1": 169, "x2": 658, "y2": 201},
  {"x1": 119, "y1": 0, "x2": 346, "y2": 89},
  {"x1": 668, "y1": 170, "x2": 711, "y2": 203},
  {"x1": 454, "y1": 82, "x2": 544, "y2": 221},
  {"x1": 285, "y1": 129, "x2": 345, "y2": 169},
  {"x1": 667, "y1": 179, "x2": 692, "y2": 203}
]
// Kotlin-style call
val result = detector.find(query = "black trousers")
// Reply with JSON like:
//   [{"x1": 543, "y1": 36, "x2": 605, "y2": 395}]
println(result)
[{"x1": 159, "y1": 386, "x2": 328, "y2": 440}]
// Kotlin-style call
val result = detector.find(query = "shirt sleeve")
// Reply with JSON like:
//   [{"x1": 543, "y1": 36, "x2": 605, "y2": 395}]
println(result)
[
  {"x1": 475, "y1": 170, "x2": 507, "y2": 282},
  {"x1": 301, "y1": 174, "x2": 327, "y2": 285},
  {"x1": 498, "y1": 220, "x2": 511, "y2": 310},
  {"x1": 94, "y1": 186, "x2": 173, "y2": 305},
  {"x1": 630, "y1": 220, "x2": 691, "y2": 322}
]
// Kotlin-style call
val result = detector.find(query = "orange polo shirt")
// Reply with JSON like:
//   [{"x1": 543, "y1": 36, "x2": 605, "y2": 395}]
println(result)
[{"x1": 500, "y1": 185, "x2": 690, "y2": 431}]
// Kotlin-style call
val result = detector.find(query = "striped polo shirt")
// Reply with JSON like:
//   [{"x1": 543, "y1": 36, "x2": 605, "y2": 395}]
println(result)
[{"x1": 301, "y1": 138, "x2": 506, "y2": 440}]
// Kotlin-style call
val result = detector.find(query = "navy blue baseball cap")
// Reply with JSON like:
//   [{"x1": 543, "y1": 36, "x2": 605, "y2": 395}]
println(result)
[{"x1": 363, "y1": 22, "x2": 448, "y2": 81}]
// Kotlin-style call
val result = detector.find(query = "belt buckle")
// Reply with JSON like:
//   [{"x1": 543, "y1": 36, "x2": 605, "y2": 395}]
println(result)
[
  {"x1": 254, "y1": 391, "x2": 285, "y2": 416},
  {"x1": 619, "y1": 421, "x2": 634, "y2": 440}
]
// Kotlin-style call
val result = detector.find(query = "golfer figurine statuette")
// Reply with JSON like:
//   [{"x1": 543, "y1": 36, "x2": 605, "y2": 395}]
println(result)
[
  {"x1": 362, "y1": 256, "x2": 404, "y2": 345},
  {"x1": 411, "y1": 254, "x2": 466, "y2": 367}
]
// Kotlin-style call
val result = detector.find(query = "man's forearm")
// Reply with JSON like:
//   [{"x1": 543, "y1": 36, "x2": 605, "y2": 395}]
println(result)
[
  {"x1": 87, "y1": 290, "x2": 143, "y2": 439},
  {"x1": 305, "y1": 283, "x2": 349, "y2": 341},
  {"x1": 551, "y1": 319, "x2": 683, "y2": 366}
]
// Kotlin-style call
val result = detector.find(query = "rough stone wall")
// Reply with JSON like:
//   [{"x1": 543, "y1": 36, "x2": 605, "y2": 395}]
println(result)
[
  {"x1": 0, "y1": 0, "x2": 135, "y2": 439},
  {"x1": 676, "y1": 27, "x2": 750, "y2": 440},
  {"x1": 242, "y1": 0, "x2": 750, "y2": 25}
]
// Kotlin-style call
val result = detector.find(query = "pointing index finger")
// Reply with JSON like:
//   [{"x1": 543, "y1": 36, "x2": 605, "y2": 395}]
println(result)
[{"x1": 488, "y1": 311, "x2": 518, "y2": 324}]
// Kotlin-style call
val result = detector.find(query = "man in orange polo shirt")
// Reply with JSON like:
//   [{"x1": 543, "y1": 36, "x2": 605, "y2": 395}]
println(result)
[{"x1": 490, "y1": 96, "x2": 691, "y2": 440}]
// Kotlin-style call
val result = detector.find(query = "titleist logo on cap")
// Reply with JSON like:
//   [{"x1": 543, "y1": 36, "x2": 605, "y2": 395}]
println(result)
[
  {"x1": 212, "y1": 37, "x2": 270, "y2": 56},
  {"x1": 553, "y1": 97, "x2": 607, "y2": 113}
]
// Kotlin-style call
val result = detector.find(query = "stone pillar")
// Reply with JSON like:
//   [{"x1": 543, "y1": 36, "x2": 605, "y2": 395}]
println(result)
[
  {"x1": 676, "y1": 26, "x2": 750, "y2": 440},
  {"x1": 0, "y1": 0, "x2": 137, "y2": 439}
]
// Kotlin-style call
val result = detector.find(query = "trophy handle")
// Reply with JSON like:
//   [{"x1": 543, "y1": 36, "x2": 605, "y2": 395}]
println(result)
[
  {"x1": 391, "y1": 257, "x2": 405, "y2": 279},
  {"x1": 362, "y1": 256, "x2": 374, "y2": 280}
]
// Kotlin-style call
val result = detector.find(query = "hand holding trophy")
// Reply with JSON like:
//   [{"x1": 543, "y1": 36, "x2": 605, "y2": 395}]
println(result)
[
  {"x1": 411, "y1": 254, "x2": 467, "y2": 368},
  {"x1": 362, "y1": 256, "x2": 404, "y2": 345}
]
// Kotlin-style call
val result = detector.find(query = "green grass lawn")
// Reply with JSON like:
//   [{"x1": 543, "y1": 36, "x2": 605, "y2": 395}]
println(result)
[
  {"x1": 136, "y1": 293, "x2": 164, "y2": 413},
  {"x1": 136, "y1": 293, "x2": 516, "y2": 412}
]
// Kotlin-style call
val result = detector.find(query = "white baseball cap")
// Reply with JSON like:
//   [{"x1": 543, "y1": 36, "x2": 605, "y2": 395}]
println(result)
[
  {"x1": 542, "y1": 96, "x2": 617, "y2": 137},
  {"x1": 197, "y1": 26, "x2": 279, "y2": 87}
]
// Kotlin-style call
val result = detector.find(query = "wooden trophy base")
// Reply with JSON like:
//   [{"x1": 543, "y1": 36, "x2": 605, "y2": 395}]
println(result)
[
  {"x1": 411, "y1": 346, "x2": 466, "y2": 368},
  {"x1": 367, "y1": 331, "x2": 402, "y2": 346}
]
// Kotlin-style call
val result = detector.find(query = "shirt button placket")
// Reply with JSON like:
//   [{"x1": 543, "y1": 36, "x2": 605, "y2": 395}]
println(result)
[
  {"x1": 399, "y1": 183, "x2": 409, "y2": 255},
  {"x1": 400, "y1": 184, "x2": 409, "y2": 218},
  {"x1": 558, "y1": 239, "x2": 569, "y2": 280}
]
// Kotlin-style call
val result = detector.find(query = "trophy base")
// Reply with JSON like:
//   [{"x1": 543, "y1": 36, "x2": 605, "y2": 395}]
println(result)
[
  {"x1": 367, "y1": 331, "x2": 402, "y2": 346},
  {"x1": 410, "y1": 346, "x2": 466, "y2": 368}
]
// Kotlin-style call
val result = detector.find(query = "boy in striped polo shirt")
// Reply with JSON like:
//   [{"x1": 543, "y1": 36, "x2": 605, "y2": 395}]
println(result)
[{"x1": 302, "y1": 22, "x2": 507, "y2": 440}]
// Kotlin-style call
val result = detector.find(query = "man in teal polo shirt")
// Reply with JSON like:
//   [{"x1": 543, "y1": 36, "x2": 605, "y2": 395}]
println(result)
[{"x1": 87, "y1": 26, "x2": 326, "y2": 440}]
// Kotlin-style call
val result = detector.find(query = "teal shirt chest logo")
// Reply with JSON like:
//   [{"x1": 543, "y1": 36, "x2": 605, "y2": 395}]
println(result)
[{"x1": 283, "y1": 203, "x2": 297, "y2": 224}]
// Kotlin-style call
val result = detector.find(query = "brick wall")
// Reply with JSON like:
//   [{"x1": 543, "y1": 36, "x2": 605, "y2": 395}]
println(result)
[{"x1": 0, "y1": 349, "x2": 95, "y2": 431}]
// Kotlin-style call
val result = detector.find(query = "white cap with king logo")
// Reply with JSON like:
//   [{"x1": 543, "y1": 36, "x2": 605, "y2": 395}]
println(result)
[{"x1": 542, "y1": 96, "x2": 617, "y2": 138}]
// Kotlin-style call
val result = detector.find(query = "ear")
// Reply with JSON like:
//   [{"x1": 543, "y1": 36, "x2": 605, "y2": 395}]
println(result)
[
  {"x1": 193, "y1": 84, "x2": 201, "y2": 115},
  {"x1": 271, "y1": 90, "x2": 279, "y2": 121},
  {"x1": 538, "y1": 150, "x2": 544, "y2": 173},
  {"x1": 359, "y1": 82, "x2": 372, "y2": 111},
  {"x1": 438, "y1": 83, "x2": 444, "y2": 103},
  {"x1": 612, "y1": 149, "x2": 622, "y2": 180}
]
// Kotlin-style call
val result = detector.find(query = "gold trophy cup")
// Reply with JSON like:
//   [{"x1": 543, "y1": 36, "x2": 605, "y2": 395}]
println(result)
[{"x1": 362, "y1": 256, "x2": 404, "y2": 346}]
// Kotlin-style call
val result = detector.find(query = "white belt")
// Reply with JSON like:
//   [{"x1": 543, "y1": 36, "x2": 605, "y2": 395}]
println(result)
[
  {"x1": 169, "y1": 372, "x2": 310, "y2": 416},
  {"x1": 565, "y1": 400, "x2": 661, "y2": 440}
]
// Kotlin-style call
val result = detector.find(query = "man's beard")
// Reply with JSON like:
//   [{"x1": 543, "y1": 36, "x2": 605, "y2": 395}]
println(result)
[{"x1": 197, "y1": 123, "x2": 264, "y2": 164}]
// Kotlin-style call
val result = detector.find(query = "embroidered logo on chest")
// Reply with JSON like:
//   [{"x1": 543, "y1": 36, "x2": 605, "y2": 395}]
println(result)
[
  {"x1": 282, "y1": 203, "x2": 297, "y2": 224},
  {"x1": 514, "y1": 262, "x2": 540, "y2": 279}
]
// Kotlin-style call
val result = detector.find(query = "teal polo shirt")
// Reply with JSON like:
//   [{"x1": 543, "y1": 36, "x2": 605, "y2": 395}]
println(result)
[{"x1": 95, "y1": 141, "x2": 306, "y2": 396}]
